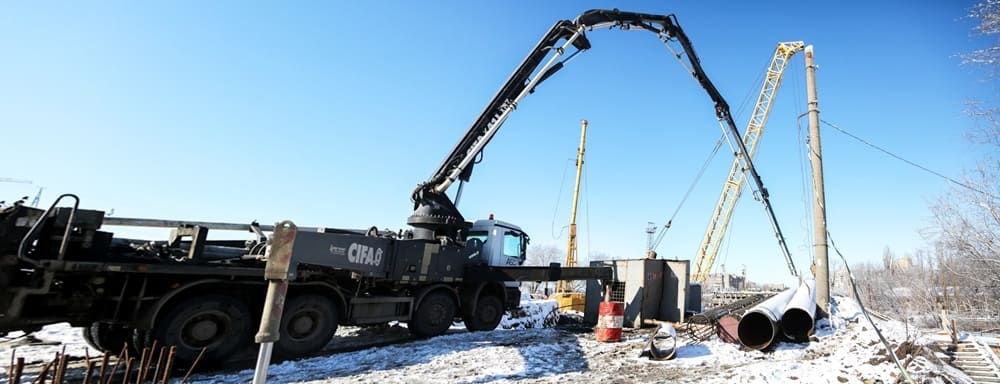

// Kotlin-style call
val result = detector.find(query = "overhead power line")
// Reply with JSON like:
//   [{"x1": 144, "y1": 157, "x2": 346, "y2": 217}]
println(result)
[{"x1": 820, "y1": 119, "x2": 998, "y2": 200}]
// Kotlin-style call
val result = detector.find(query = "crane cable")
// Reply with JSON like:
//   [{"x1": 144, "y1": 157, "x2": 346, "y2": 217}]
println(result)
[
  {"x1": 651, "y1": 135, "x2": 725, "y2": 252},
  {"x1": 650, "y1": 52, "x2": 772, "y2": 252},
  {"x1": 828, "y1": 230, "x2": 916, "y2": 384},
  {"x1": 550, "y1": 157, "x2": 577, "y2": 239}
]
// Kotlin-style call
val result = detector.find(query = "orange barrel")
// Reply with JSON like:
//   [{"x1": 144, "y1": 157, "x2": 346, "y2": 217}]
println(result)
[{"x1": 594, "y1": 301, "x2": 624, "y2": 342}]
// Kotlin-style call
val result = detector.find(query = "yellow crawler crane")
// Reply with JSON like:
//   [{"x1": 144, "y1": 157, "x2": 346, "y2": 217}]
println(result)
[
  {"x1": 692, "y1": 42, "x2": 804, "y2": 284},
  {"x1": 553, "y1": 119, "x2": 588, "y2": 312}
]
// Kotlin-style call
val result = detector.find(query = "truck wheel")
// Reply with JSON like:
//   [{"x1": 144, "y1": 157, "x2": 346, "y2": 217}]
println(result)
[
  {"x1": 82, "y1": 322, "x2": 133, "y2": 354},
  {"x1": 152, "y1": 294, "x2": 251, "y2": 366},
  {"x1": 464, "y1": 295, "x2": 504, "y2": 332},
  {"x1": 274, "y1": 294, "x2": 338, "y2": 358},
  {"x1": 81, "y1": 324, "x2": 101, "y2": 351},
  {"x1": 409, "y1": 291, "x2": 456, "y2": 338}
]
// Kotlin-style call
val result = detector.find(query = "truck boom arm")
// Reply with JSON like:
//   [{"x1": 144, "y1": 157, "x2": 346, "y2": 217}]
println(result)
[{"x1": 408, "y1": 9, "x2": 779, "y2": 249}]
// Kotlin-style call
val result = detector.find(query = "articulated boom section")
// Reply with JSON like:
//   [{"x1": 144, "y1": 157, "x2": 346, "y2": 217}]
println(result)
[
  {"x1": 408, "y1": 11, "x2": 692, "y2": 239},
  {"x1": 407, "y1": 9, "x2": 784, "y2": 253}
]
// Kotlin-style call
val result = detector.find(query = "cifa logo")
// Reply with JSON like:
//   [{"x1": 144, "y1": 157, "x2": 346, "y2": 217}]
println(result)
[{"x1": 347, "y1": 243, "x2": 383, "y2": 267}]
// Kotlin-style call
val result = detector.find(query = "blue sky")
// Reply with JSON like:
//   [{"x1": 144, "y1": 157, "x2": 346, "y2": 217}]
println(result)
[{"x1": 1, "y1": 1, "x2": 994, "y2": 286}]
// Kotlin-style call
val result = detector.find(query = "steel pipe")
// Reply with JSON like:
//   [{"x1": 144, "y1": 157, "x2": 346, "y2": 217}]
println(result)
[
  {"x1": 737, "y1": 288, "x2": 796, "y2": 350},
  {"x1": 781, "y1": 279, "x2": 817, "y2": 342}
]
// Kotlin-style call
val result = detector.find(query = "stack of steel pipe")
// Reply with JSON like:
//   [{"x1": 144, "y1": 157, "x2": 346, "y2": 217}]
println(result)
[
  {"x1": 780, "y1": 279, "x2": 817, "y2": 342},
  {"x1": 736, "y1": 287, "x2": 796, "y2": 350},
  {"x1": 687, "y1": 293, "x2": 771, "y2": 343},
  {"x1": 736, "y1": 279, "x2": 818, "y2": 350}
]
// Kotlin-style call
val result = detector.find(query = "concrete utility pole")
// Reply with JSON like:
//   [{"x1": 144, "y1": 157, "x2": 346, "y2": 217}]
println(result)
[{"x1": 805, "y1": 45, "x2": 830, "y2": 312}]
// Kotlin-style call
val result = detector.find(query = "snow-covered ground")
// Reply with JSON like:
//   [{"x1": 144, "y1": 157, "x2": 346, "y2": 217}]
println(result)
[{"x1": 1, "y1": 296, "x2": 985, "y2": 383}]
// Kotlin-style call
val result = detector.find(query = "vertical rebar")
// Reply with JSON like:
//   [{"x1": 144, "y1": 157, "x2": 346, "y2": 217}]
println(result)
[
  {"x1": 33, "y1": 360, "x2": 54, "y2": 384},
  {"x1": 53, "y1": 348, "x2": 68, "y2": 384},
  {"x1": 141, "y1": 340, "x2": 159, "y2": 384},
  {"x1": 136, "y1": 348, "x2": 149, "y2": 384},
  {"x1": 12, "y1": 357, "x2": 25, "y2": 384},
  {"x1": 159, "y1": 347, "x2": 175, "y2": 384},
  {"x1": 83, "y1": 349, "x2": 94, "y2": 384},
  {"x1": 180, "y1": 347, "x2": 207, "y2": 383},
  {"x1": 124, "y1": 357, "x2": 136, "y2": 384},
  {"x1": 151, "y1": 347, "x2": 166, "y2": 384},
  {"x1": 106, "y1": 345, "x2": 128, "y2": 384},
  {"x1": 98, "y1": 353, "x2": 110, "y2": 384}
]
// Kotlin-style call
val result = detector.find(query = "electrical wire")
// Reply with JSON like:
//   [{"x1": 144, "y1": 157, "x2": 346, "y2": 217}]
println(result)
[
  {"x1": 550, "y1": 158, "x2": 575, "y2": 240},
  {"x1": 650, "y1": 49, "x2": 770, "y2": 253},
  {"x1": 788, "y1": 64, "x2": 816, "y2": 256},
  {"x1": 820, "y1": 119, "x2": 998, "y2": 200},
  {"x1": 797, "y1": 113, "x2": 815, "y2": 256},
  {"x1": 828, "y1": 231, "x2": 916, "y2": 384},
  {"x1": 711, "y1": 198, "x2": 742, "y2": 276}
]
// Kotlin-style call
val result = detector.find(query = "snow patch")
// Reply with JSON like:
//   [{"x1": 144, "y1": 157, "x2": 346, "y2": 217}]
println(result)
[{"x1": 1, "y1": 297, "x2": 983, "y2": 384}]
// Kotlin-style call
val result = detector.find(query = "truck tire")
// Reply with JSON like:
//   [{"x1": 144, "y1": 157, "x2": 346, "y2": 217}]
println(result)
[
  {"x1": 409, "y1": 291, "x2": 456, "y2": 338},
  {"x1": 82, "y1": 322, "x2": 133, "y2": 354},
  {"x1": 464, "y1": 294, "x2": 504, "y2": 332},
  {"x1": 274, "y1": 294, "x2": 338, "y2": 358},
  {"x1": 81, "y1": 323, "x2": 102, "y2": 352},
  {"x1": 151, "y1": 294, "x2": 251, "y2": 366}
]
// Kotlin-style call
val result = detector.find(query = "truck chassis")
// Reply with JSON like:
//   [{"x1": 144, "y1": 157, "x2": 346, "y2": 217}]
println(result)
[{"x1": 0, "y1": 195, "x2": 610, "y2": 366}]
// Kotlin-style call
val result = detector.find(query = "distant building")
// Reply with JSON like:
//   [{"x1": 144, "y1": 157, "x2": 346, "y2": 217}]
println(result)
[
  {"x1": 703, "y1": 273, "x2": 745, "y2": 292},
  {"x1": 758, "y1": 282, "x2": 788, "y2": 292}
]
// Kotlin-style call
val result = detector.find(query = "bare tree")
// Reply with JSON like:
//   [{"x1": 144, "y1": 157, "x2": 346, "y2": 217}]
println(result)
[
  {"x1": 853, "y1": 251, "x2": 943, "y2": 328},
  {"x1": 523, "y1": 244, "x2": 564, "y2": 295},
  {"x1": 526, "y1": 244, "x2": 564, "y2": 266},
  {"x1": 961, "y1": 0, "x2": 1000, "y2": 79},
  {"x1": 921, "y1": 0, "x2": 1000, "y2": 331},
  {"x1": 854, "y1": 38, "x2": 999, "y2": 327}
]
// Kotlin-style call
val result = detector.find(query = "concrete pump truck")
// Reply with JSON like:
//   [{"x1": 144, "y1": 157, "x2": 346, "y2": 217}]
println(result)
[{"x1": 1, "y1": 9, "x2": 784, "y2": 367}]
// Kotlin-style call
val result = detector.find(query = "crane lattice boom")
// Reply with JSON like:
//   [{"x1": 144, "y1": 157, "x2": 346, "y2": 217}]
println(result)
[{"x1": 692, "y1": 41, "x2": 804, "y2": 284}]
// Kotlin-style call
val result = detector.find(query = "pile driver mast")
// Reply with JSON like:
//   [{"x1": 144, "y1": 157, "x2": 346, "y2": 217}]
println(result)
[
  {"x1": 692, "y1": 41, "x2": 805, "y2": 284},
  {"x1": 555, "y1": 119, "x2": 588, "y2": 296}
]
